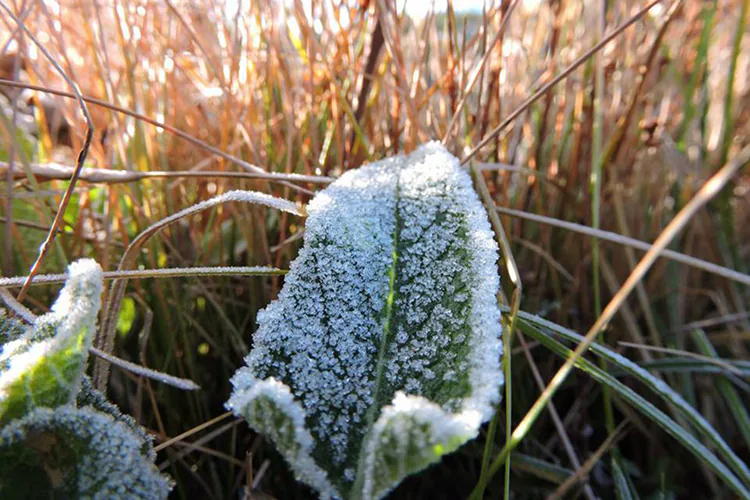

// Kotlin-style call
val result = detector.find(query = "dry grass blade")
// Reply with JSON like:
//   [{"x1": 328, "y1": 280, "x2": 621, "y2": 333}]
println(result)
[
  {"x1": 494, "y1": 205, "x2": 750, "y2": 286},
  {"x1": 603, "y1": 0, "x2": 684, "y2": 167},
  {"x1": 474, "y1": 143, "x2": 750, "y2": 493},
  {"x1": 0, "y1": 266, "x2": 286, "y2": 288},
  {"x1": 0, "y1": 3, "x2": 94, "y2": 302},
  {"x1": 548, "y1": 422, "x2": 628, "y2": 500},
  {"x1": 461, "y1": 0, "x2": 665, "y2": 165},
  {"x1": 0, "y1": 287, "x2": 34, "y2": 321},
  {"x1": 0, "y1": 216, "x2": 57, "y2": 231},
  {"x1": 517, "y1": 330, "x2": 597, "y2": 500},
  {"x1": 0, "y1": 80, "x2": 322, "y2": 193},
  {"x1": 89, "y1": 346, "x2": 201, "y2": 391},
  {"x1": 441, "y1": 0, "x2": 520, "y2": 145},
  {"x1": 157, "y1": 420, "x2": 242, "y2": 473},
  {"x1": 673, "y1": 312, "x2": 750, "y2": 334},
  {"x1": 618, "y1": 341, "x2": 748, "y2": 378},
  {"x1": 0, "y1": 160, "x2": 334, "y2": 184},
  {"x1": 154, "y1": 411, "x2": 235, "y2": 453}
]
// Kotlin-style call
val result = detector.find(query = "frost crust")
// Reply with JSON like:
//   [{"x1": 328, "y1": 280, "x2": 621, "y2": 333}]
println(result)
[
  {"x1": 229, "y1": 142, "x2": 503, "y2": 499},
  {"x1": 0, "y1": 405, "x2": 171, "y2": 498},
  {"x1": 0, "y1": 259, "x2": 103, "y2": 423}
]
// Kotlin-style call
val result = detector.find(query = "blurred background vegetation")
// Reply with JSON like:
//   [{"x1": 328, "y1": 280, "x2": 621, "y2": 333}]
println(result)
[{"x1": 1, "y1": 0, "x2": 749, "y2": 498}]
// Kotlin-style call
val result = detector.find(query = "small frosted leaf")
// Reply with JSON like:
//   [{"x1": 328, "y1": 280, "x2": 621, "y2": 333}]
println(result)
[
  {"x1": 227, "y1": 374, "x2": 338, "y2": 498},
  {"x1": 0, "y1": 311, "x2": 26, "y2": 357},
  {"x1": 228, "y1": 142, "x2": 503, "y2": 499},
  {"x1": 0, "y1": 259, "x2": 103, "y2": 424},
  {"x1": 362, "y1": 392, "x2": 479, "y2": 500},
  {"x1": 0, "y1": 405, "x2": 171, "y2": 499}
]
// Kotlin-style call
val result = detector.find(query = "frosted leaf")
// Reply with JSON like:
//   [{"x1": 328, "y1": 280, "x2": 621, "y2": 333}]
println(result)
[
  {"x1": 0, "y1": 405, "x2": 171, "y2": 499},
  {"x1": 0, "y1": 310, "x2": 26, "y2": 353},
  {"x1": 228, "y1": 142, "x2": 503, "y2": 499},
  {"x1": 227, "y1": 375, "x2": 338, "y2": 498},
  {"x1": 76, "y1": 374, "x2": 157, "y2": 461},
  {"x1": 0, "y1": 259, "x2": 103, "y2": 425},
  {"x1": 362, "y1": 392, "x2": 480, "y2": 500}
]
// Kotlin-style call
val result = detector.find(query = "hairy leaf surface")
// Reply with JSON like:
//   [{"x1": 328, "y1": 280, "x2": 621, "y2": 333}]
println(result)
[
  {"x1": 0, "y1": 260, "x2": 172, "y2": 498},
  {"x1": 228, "y1": 142, "x2": 503, "y2": 499},
  {"x1": 0, "y1": 259, "x2": 103, "y2": 424},
  {"x1": 0, "y1": 405, "x2": 171, "y2": 498}
]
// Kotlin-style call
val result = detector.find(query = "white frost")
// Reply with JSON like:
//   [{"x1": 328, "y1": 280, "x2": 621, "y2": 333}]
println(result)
[
  {"x1": 229, "y1": 142, "x2": 504, "y2": 498},
  {"x1": 0, "y1": 405, "x2": 171, "y2": 498},
  {"x1": 361, "y1": 391, "x2": 480, "y2": 500},
  {"x1": 0, "y1": 259, "x2": 103, "y2": 406},
  {"x1": 227, "y1": 374, "x2": 339, "y2": 499}
]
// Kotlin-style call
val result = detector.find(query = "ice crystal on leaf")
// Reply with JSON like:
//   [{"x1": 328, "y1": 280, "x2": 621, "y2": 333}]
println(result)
[
  {"x1": 228, "y1": 142, "x2": 504, "y2": 499},
  {"x1": 0, "y1": 259, "x2": 103, "y2": 424},
  {"x1": 0, "y1": 405, "x2": 170, "y2": 499},
  {"x1": 0, "y1": 259, "x2": 171, "y2": 499}
]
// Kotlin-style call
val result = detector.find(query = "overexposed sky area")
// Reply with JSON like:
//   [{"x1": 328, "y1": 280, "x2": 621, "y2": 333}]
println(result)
[
  {"x1": 225, "y1": 1, "x2": 504, "y2": 20},
  {"x1": 397, "y1": 0, "x2": 490, "y2": 18}
]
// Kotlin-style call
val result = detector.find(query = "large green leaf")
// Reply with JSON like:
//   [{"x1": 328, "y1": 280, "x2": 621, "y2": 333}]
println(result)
[
  {"x1": 0, "y1": 259, "x2": 103, "y2": 424},
  {"x1": 228, "y1": 142, "x2": 504, "y2": 499}
]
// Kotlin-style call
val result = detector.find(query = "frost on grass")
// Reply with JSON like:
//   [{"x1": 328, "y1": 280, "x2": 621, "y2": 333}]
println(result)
[
  {"x1": 0, "y1": 259, "x2": 103, "y2": 424},
  {"x1": 228, "y1": 142, "x2": 503, "y2": 499},
  {"x1": 0, "y1": 260, "x2": 171, "y2": 498}
]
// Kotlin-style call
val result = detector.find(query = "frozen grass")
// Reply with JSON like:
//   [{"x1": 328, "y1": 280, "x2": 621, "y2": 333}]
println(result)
[{"x1": 1, "y1": 0, "x2": 750, "y2": 498}]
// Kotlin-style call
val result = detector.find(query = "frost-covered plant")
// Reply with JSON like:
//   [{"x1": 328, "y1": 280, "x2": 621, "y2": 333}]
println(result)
[
  {"x1": 0, "y1": 259, "x2": 171, "y2": 499},
  {"x1": 227, "y1": 142, "x2": 504, "y2": 499},
  {"x1": 0, "y1": 259, "x2": 103, "y2": 424}
]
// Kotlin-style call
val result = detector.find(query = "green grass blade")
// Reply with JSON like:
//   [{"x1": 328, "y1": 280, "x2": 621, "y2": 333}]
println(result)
[
  {"x1": 623, "y1": 358, "x2": 750, "y2": 378},
  {"x1": 510, "y1": 452, "x2": 572, "y2": 485},
  {"x1": 517, "y1": 317, "x2": 750, "y2": 497},
  {"x1": 516, "y1": 311, "x2": 750, "y2": 488},
  {"x1": 676, "y1": 1, "x2": 716, "y2": 149},
  {"x1": 691, "y1": 328, "x2": 750, "y2": 450},
  {"x1": 612, "y1": 457, "x2": 636, "y2": 500}
]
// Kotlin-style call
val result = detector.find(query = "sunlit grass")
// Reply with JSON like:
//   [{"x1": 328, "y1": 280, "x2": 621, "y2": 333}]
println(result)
[{"x1": 1, "y1": 0, "x2": 749, "y2": 497}]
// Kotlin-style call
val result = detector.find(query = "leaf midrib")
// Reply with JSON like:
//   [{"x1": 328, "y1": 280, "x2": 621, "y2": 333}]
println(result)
[{"x1": 352, "y1": 169, "x2": 402, "y2": 496}]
